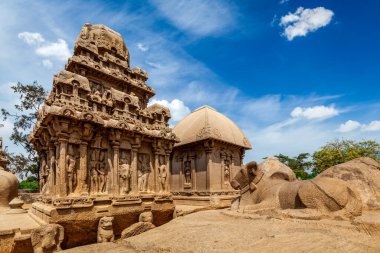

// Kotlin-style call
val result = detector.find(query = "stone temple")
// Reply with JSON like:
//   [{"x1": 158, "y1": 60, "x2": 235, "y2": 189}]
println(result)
[
  {"x1": 171, "y1": 105, "x2": 251, "y2": 206},
  {"x1": 29, "y1": 24, "x2": 178, "y2": 247}
]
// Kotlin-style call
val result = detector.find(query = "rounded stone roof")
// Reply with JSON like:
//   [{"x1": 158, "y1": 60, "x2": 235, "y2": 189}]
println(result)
[{"x1": 173, "y1": 105, "x2": 252, "y2": 149}]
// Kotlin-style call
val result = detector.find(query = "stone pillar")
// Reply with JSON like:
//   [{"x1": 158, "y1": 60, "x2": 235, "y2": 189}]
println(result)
[
  {"x1": 220, "y1": 154, "x2": 226, "y2": 189},
  {"x1": 130, "y1": 146, "x2": 139, "y2": 194},
  {"x1": 190, "y1": 155, "x2": 196, "y2": 191},
  {"x1": 48, "y1": 144, "x2": 56, "y2": 188},
  {"x1": 154, "y1": 151, "x2": 160, "y2": 192},
  {"x1": 165, "y1": 151, "x2": 171, "y2": 192},
  {"x1": 179, "y1": 157, "x2": 183, "y2": 191},
  {"x1": 205, "y1": 149, "x2": 212, "y2": 191},
  {"x1": 78, "y1": 142, "x2": 88, "y2": 195},
  {"x1": 112, "y1": 143, "x2": 120, "y2": 195},
  {"x1": 58, "y1": 138, "x2": 68, "y2": 197}
]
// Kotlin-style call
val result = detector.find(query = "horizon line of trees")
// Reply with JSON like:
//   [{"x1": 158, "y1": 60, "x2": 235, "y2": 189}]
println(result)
[{"x1": 270, "y1": 139, "x2": 380, "y2": 179}]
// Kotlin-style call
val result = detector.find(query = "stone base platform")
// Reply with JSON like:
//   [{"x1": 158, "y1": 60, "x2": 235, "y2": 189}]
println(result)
[
  {"x1": 0, "y1": 210, "x2": 41, "y2": 253},
  {"x1": 172, "y1": 191, "x2": 239, "y2": 208},
  {"x1": 29, "y1": 193, "x2": 175, "y2": 249}
]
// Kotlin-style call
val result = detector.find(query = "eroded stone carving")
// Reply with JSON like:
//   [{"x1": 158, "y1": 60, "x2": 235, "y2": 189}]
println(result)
[
  {"x1": 0, "y1": 137, "x2": 19, "y2": 210},
  {"x1": 97, "y1": 216, "x2": 115, "y2": 243},
  {"x1": 230, "y1": 158, "x2": 362, "y2": 219},
  {"x1": 28, "y1": 23, "x2": 178, "y2": 218},
  {"x1": 31, "y1": 224, "x2": 64, "y2": 253},
  {"x1": 119, "y1": 150, "x2": 131, "y2": 194},
  {"x1": 138, "y1": 154, "x2": 151, "y2": 192}
]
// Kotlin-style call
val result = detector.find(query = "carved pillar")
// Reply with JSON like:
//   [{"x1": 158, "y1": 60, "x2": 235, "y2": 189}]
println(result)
[
  {"x1": 48, "y1": 143, "x2": 56, "y2": 189},
  {"x1": 78, "y1": 142, "x2": 88, "y2": 195},
  {"x1": 165, "y1": 151, "x2": 171, "y2": 192},
  {"x1": 112, "y1": 143, "x2": 120, "y2": 195},
  {"x1": 190, "y1": 155, "x2": 196, "y2": 191},
  {"x1": 131, "y1": 146, "x2": 139, "y2": 194},
  {"x1": 179, "y1": 157, "x2": 184, "y2": 191},
  {"x1": 72, "y1": 84, "x2": 78, "y2": 101},
  {"x1": 58, "y1": 138, "x2": 68, "y2": 197},
  {"x1": 220, "y1": 154, "x2": 226, "y2": 189},
  {"x1": 154, "y1": 151, "x2": 160, "y2": 192}
]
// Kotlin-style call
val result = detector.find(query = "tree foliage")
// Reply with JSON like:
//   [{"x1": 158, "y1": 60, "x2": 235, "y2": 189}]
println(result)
[
  {"x1": 272, "y1": 139, "x2": 380, "y2": 180},
  {"x1": 1, "y1": 81, "x2": 47, "y2": 178},
  {"x1": 274, "y1": 153, "x2": 313, "y2": 180},
  {"x1": 312, "y1": 139, "x2": 380, "y2": 174}
]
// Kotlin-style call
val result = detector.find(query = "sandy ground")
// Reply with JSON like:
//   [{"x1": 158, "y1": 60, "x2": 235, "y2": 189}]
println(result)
[{"x1": 63, "y1": 209, "x2": 380, "y2": 253}]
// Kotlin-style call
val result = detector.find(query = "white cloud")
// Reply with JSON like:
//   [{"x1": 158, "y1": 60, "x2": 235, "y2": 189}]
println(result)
[
  {"x1": 336, "y1": 120, "x2": 380, "y2": 133},
  {"x1": 337, "y1": 120, "x2": 361, "y2": 133},
  {"x1": 291, "y1": 105, "x2": 339, "y2": 120},
  {"x1": 35, "y1": 39, "x2": 70, "y2": 61},
  {"x1": 150, "y1": 0, "x2": 236, "y2": 37},
  {"x1": 18, "y1": 32, "x2": 71, "y2": 61},
  {"x1": 279, "y1": 0, "x2": 290, "y2": 4},
  {"x1": 42, "y1": 59, "x2": 53, "y2": 68},
  {"x1": 280, "y1": 7, "x2": 334, "y2": 41},
  {"x1": 137, "y1": 43, "x2": 149, "y2": 52},
  {"x1": 18, "y1": 32, "x2": 45, "y2": 45},
  {"x1": 149, "y1": 99, "x2": 190, "y2": 122},
  {"x1": 362, "y1": 121, "x2": 380, "y2": 132}
]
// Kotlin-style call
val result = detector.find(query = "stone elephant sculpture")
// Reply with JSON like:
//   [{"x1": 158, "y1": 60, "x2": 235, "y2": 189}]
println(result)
[
  {"x1": 230, "y1": 158, "x2": 362, "y2": 220},
  {"x1": 31, "y1": 224, "x2": 64, "y2": 253}
]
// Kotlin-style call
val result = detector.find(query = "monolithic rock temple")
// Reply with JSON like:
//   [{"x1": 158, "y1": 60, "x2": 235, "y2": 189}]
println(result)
[
  {"x1": 19, "y1": 23, "x2": 250, "y2": 248},
  {"x1": 28, "y1": 24, "x2": 179, "y2": 247},
  {"x1": 171, "y1": 106, "x2": 251, "y2": 205},
  {"x1": 2, "y1": 23, "x2": 380, "y2": 253}
]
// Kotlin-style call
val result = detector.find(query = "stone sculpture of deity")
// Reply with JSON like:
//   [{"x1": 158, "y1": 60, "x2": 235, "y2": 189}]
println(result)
[
  {"x1": 119, "y1": 157, "x2": 131, "y2": 194},
  {"x1": 66, "y1": 145, "x2": 77, "y2": 194},
  {"x1": 184, "y1": 161, "x2": 191, "y2": 184},
  {"x1": 137, "y1": 154, "x2": 150, "y2": 192}
]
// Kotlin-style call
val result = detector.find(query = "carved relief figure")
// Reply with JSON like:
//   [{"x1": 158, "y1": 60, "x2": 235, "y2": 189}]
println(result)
[
  {"x1": 119, "y1": 151, "x2": 131, "y2": 194},
  {"x1": 184, "y1": 161, "x2": 191, "y2": 184},
  {"x1": 31, "y1": 224, "x2": 64, "y2": 253},
  {"x1": 66, "y1": 144, "x2": 77, "y2": 194},
  {"x1": 40, "y1": 155, "x2": 48, "y2": 191},
  {"x1": 102, "y1": 89, "x2": 113, "y2": 107},
  {"x1": 90, "y1": 149, "x2": 99, "y2": 194},
  {"x1": 159, "y1": 164, "x2": 167, "y2": 192},
  {"x1": 138, "y1": 154, "x2": 150, "y2": 192},
  {"x1": 97, "y1": 216, "x2": 115, "y2": 243},
  {"x1": 224, "y1": 159, "x2": 230, "y2": 184},
  {"x1": 41, "y1": 165, "x2": 50, "y2": 194},
  {"x1": 158, "y1": 156, "x2": 167, "y2": 192},
  {"x1": 91, "y1": 83, "x2": 102, "y2": 102},
  {"x1": 97, "y1": 150, "x2": 107, "y2": 193}
]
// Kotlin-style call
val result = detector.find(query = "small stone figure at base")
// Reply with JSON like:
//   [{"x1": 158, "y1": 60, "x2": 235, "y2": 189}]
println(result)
[
  {"x1": 31, "y1": 224, "x2": 64, "y2": 253},
  {"x1": 97, "y1": 216, "x2": 115, "y2": 243}
]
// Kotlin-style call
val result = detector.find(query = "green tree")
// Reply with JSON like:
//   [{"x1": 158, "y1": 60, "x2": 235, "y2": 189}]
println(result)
[
  {"x1": 274, "y1": 153, "x2": 313, "y2": 180},
  {"x1": 312, "y1": 139, "x2": 380, "y2": 174},
  {"x1": 1, "y1": 81, "x2": 47, "y2": 179}
]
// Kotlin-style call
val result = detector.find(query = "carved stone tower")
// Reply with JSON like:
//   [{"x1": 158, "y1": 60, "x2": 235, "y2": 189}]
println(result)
[{"x1": 29, "y1": 24, "x2": 177, "y2": 248}]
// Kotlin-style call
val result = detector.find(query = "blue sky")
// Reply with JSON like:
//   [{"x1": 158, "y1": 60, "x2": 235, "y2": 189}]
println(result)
[{"x1": 0, "y1": 0, "x2": 379, "y2": 162}]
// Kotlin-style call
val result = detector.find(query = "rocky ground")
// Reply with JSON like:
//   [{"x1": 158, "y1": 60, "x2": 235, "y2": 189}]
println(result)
[{"x1": 63, "y1": 209, "x2": 380, "y2": 253}]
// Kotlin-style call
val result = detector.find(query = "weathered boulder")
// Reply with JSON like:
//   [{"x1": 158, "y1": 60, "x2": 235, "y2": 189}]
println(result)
[
  {"x1": 120, "y1": 222, "x2": 156, "y2": 239},
  {"x1": 319, "y1": 157, "x2": 380, "y2": 209}
]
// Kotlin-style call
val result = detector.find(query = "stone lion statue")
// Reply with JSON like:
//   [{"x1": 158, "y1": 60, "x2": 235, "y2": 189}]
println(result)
[
  {"x1": 230, "y1": 157, "x2": 362, "y2": 220},
  {"x1": 31, "y1": 224, "x2": 64, "y2": 253},
  {"x1": 97, "y1": 216, "x2": 115, "y2": 243}
]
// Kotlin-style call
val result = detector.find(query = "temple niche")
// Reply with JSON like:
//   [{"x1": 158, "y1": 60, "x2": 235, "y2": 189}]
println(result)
[
  {"x1": 171, "y1": 106, "x2": 252, "y2": 206},
  {"x1": 29, "y1": 24, "x2": 178, "y2": 248}
]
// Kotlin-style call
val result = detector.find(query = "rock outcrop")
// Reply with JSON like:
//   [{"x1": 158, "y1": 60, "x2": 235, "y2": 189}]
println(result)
[{"x1": 319, "y1": 157, "x2": 380, "y2": 209}]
